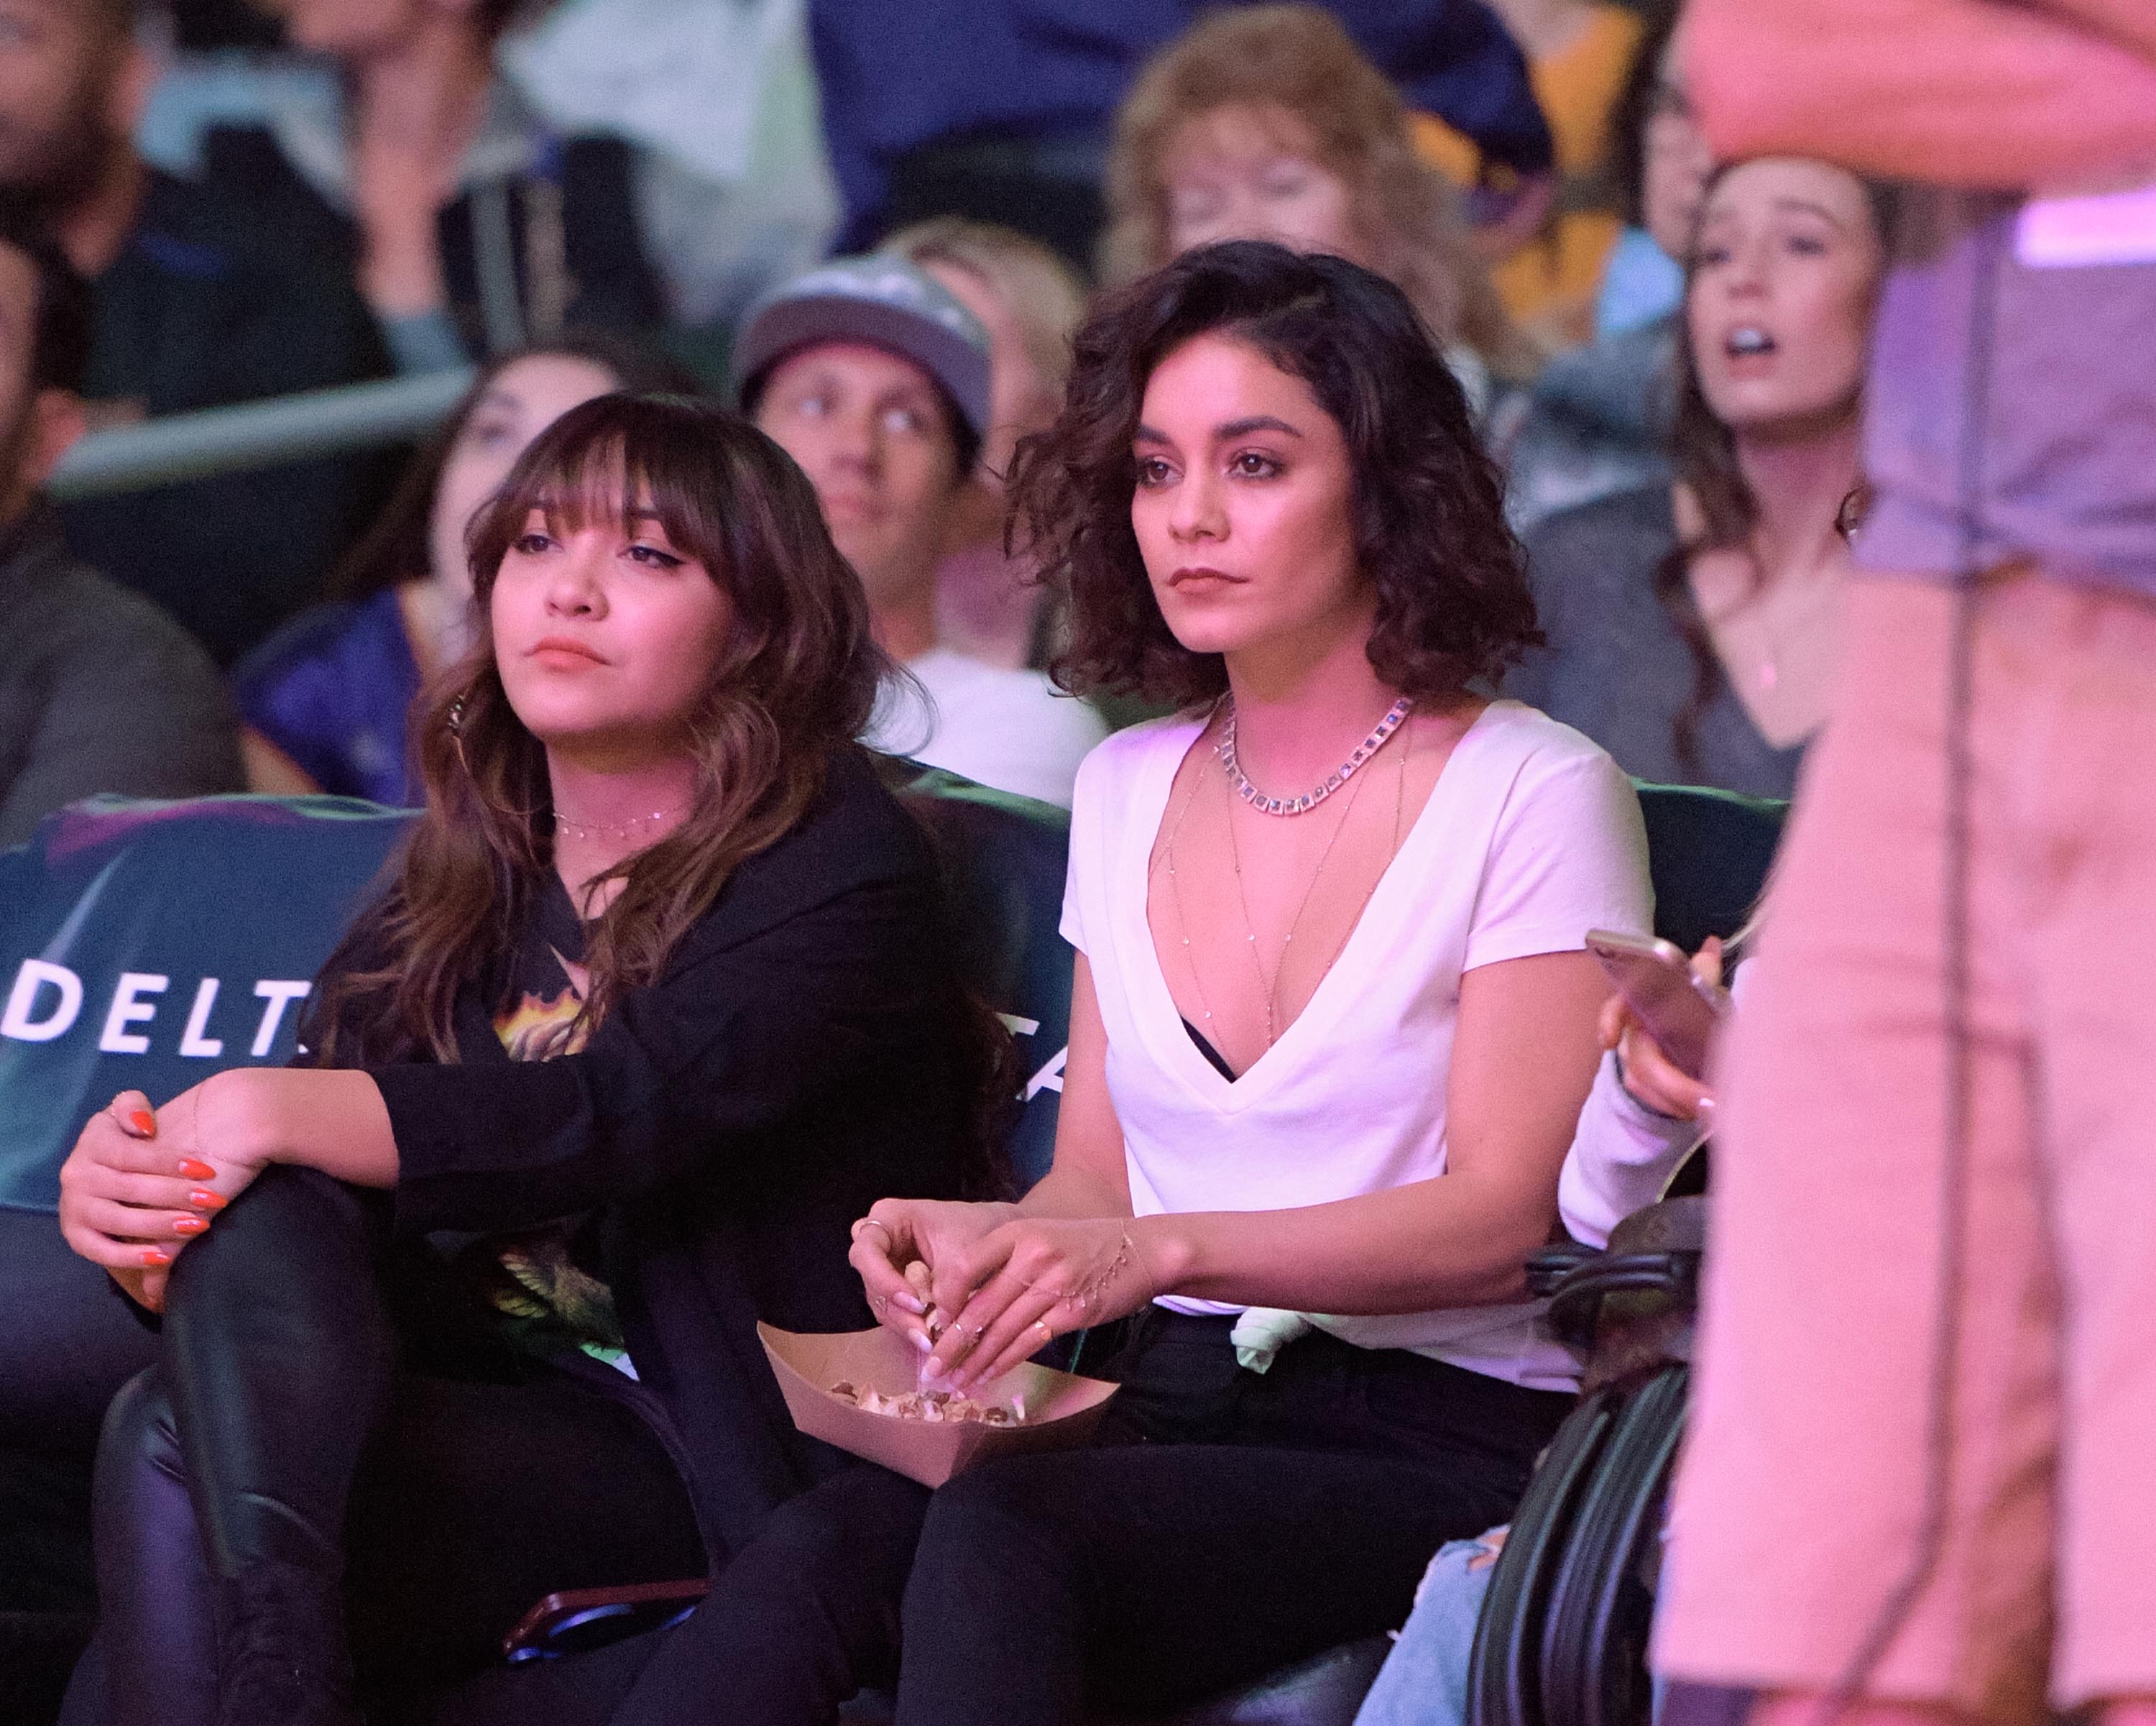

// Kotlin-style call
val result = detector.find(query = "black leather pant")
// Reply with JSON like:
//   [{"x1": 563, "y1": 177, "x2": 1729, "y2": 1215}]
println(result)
[{"x1": 70, "y1": 1166, "x2": 703, "y2": 1726}]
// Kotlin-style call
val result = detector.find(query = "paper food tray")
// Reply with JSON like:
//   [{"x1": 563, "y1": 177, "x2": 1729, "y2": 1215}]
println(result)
[{"x1": 758, "y1": 1323, "x2": 1119, "y2": 1488}]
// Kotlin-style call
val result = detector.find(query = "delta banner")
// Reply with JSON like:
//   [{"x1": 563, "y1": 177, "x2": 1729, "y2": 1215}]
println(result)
[{"x1": 0, "y1": 795, "x2": 413, "y2": 1213}]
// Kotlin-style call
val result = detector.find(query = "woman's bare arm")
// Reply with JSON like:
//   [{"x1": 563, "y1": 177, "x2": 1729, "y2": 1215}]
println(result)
[{"x1": 1010, "y1": 956, "x2": 1133, "y2": 1221}]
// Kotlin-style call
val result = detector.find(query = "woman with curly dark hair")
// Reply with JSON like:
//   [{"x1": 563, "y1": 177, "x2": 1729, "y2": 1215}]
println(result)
[
  {"x1": 55, "y1": 394, "x2": 994, "y2": 1726},
  {"x1": 562, "y1": 242, "x2": 1651, "y2": 1726}
]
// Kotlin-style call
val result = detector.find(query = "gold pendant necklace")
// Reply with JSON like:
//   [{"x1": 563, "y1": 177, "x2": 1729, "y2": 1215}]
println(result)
[{"x1": 1164, "y1": 706, "x2": 1414, "y2": 1058}]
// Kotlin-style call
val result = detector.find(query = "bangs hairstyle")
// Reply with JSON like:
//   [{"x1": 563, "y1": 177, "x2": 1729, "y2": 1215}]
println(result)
[
  {"x1": 1100, "y1": 4, "x2": 1530, "y2": 378},
  {"x1": 1010, "y1": 240, "x2": 1537, "y2": 710},
  {"x1": 331, "y1": 331, "x2": 700, "y2": 601},
  {"x1": 307, "y1": 393, "x2": 887, "y2": 1063}
]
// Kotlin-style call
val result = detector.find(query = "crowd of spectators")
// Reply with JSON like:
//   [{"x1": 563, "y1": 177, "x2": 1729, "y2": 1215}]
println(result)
[
  {"x1": 1, "y1": 0, "x2": 1948, "y2": 1720},
  {"x1": 6, "y1": 0, "x2": 1846, "y2": 843}
]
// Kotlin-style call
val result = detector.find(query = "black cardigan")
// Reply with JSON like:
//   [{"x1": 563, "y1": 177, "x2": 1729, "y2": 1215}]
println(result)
[{"x1": 363, "y1": 750, "x2": 979, "y2": 1559}]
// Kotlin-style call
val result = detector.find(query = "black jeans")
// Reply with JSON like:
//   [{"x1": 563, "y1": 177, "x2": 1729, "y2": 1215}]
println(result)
[
  {"x1": 71, "y1": 1166, "x2": 704, "y2": 1726},
  {"x1": 438, "y1": 1309, "x2": 1572, "y2": 1726}
]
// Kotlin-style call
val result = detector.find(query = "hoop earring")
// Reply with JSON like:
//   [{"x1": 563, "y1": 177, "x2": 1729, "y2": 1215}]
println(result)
[
  {"x1": 446, "y1": 695, "x2": 478, "y2": 782},
  {"x1": 446, "y1": 689, "x2": 544, "y2": 824}
]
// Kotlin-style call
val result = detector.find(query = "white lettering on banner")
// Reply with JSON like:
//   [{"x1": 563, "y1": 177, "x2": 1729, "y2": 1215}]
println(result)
[
  {"x1": 98, "y1": 973, "x2": 169, "y2": 1054},
  {"x1": 178, "y1": 979, "x2": 224, "y2": 1057},
  {"x1": 1023, "y1": 1047, "x2": 1067, "y2": 1101},
  {"x1": 1, "y1": 960, "x2": 83, "y2": 1042},
  {"x1": 250, "y1": 981, "x2": 312, "y2": 1057}
]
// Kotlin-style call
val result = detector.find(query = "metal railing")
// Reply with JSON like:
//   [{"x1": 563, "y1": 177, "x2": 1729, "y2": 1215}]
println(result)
[{"x1": 45, "y1": 367, "x2": 476, "y2": 502}]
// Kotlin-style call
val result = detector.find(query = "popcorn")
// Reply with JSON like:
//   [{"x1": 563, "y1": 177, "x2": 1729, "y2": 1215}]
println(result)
[{"x1": 828, "y1": 1381, "x2": 1023, "y2": 1426}]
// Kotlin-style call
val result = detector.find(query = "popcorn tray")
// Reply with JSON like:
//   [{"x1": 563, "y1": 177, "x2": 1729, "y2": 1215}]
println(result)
[{"x1": 757, "y1": 1323, "x2": 1120, "y2": 1488}]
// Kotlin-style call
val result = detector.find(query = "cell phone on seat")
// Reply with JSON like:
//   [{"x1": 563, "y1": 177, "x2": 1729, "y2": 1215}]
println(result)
[
  {"x1": 1585, "y1": 929, "x2": 1731, "y2": 1081},
  {"x1": 502, "y1": 1579, "x2": 710, "y2": 1662}
]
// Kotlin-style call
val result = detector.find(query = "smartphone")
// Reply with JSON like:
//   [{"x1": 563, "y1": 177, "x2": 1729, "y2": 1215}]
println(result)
[
  {"x1": 502, "y1": 1579, "x2": 710, "y2": 1662},
  {"x1": 1585, "y1": 929, "x2": 1731, "y2": 1081}
]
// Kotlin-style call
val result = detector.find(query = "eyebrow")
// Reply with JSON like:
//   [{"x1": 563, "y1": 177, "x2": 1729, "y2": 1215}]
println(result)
[
  {"x1": 1133, "y1": 414, "x2": 1304, "y2": 446},
  {"x1": 1701, "y1": 197, "x2": 1850, "y2": 232},
  {"x1": 1772, "y1": 197, "x2": 1849, "y2": 229}
]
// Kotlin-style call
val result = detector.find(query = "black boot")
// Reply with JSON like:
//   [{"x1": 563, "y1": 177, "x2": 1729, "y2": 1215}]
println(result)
[{"x1": 213, "y1": 1561, "x2": 364, "y2": 1726}]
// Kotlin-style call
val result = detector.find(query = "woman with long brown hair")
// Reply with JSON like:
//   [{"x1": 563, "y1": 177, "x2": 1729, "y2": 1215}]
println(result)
[
  {"x1": 1506, "y1": 156, "x2": 1888, "y2": 797},
  {"x1": 53, "y1": 394, "x2": 993, "y2": 1726}
]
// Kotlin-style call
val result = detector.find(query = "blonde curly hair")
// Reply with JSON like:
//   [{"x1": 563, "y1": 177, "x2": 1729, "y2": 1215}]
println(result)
[{"x1": 1100, "y1": 4, "x2": 1536, "y2": 380}]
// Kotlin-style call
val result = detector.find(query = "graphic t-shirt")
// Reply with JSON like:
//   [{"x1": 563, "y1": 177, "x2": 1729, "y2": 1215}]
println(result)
[{"x1": 462, "y1": 885, "x2": 632, "y2": 1372}]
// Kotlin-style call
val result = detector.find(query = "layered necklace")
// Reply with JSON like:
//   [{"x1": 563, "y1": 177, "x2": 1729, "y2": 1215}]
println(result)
[{"x1": 1164, "y1": 695, "x2": 1414, "y2": 1056}]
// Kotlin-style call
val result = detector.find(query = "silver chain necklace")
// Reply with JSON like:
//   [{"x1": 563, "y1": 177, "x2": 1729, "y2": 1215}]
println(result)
[
  {"x1": 553, "y1": 804, "x2": 690, "y2": 843},
  {"x1": 1218, "y1": 694, "x2": 1414, "y2": 816}
]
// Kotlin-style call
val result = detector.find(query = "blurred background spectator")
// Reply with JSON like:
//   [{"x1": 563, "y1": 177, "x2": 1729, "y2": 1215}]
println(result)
[
  {"x1": 3, "y1": 0, "x2": 390, "y2": 666},
  {"x1": 0, "y1": 196, "x2": 239, "y2": 846},
  {"x1": 885, "y1": 216, "x2": 1086, "y2": 671},
  {"x1": 231, "y1": 331, "x2": 695, "y2": 804},
  {"x1": 143, "y1": 0, "x2": 663, "y2": 374},
  {"x1": 1470, "y1": 0, "x2": 1648, "y2": 347},
  {"x1": 498, "y1": 0, "x2": 839, "y2": 341},
  {"x1": 1100, "y1": 4, "x2": 1539, "y2": 421},
  {"x1": 1507, "y1": 156, "x2": 1887, "y2": 798},
  {"x1": 1593, "y1": 5, "x2": 1702, "y2": 339},
  {"x1": 809, "y1": 0, "x2": 1556, "y2": 273},
  {"x1": 737, "y1": 254, "x2": 1104, "y2": 807},
  {"x1": 1499, "y1": 5, "x2": 1708, "y2": 530}
]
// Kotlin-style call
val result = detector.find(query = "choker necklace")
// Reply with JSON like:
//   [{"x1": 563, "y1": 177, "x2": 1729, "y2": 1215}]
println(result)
[
  {"x1": 553, "y1": 803, "x2": 690, "y2": 843},
  {"x1": 1218, "y1": 694, "x2": 1414, "y2": 817}
]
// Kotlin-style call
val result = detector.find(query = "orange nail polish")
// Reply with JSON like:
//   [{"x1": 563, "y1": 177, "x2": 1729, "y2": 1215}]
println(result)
[
  {"x1": 172, "y1": 1216, "x2": 208, "y2": 1236},
  {"x1": 189, "y1": 1189, "x2": 226, "y2": 1211},
  {"x1": 128, "y1": 1111, "x2": 157, "y2": 1136},
  {"x1": 178, "y1": 1158, "x2": 215, "y2": 1182},
  {"x1": 141, "y1": 1248, "x2": 172, "y2": 1267}
]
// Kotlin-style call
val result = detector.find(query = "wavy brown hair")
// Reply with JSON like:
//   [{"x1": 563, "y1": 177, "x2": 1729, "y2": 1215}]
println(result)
[
  {"x1": 1100, "y1": 4, "x2": 1537, "y2": 382},
  {"x1": 1654, "y1": 167, "x2": 1891, "y2": 771},
  {"x1": 1010, "y1": 240, "x2": 1538, "y2": 710},
  {"x1": 307, "y1": 393, "x2": 887, "y2": 1063}
]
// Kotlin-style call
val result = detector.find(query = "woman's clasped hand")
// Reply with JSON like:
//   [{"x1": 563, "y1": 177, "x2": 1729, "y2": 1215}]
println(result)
[
  {"x1": 55, "y1": 1080, "x2": 263, "y2": 1313},
  {"x1": 849, "y1": 1201, "x2": 1160, "y2": 1389}
]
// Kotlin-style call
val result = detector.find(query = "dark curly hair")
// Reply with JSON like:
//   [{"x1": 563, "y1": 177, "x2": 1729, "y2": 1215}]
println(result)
[{"x1": 1008, "y1": 241, "x2": 1538, "y2": 710}]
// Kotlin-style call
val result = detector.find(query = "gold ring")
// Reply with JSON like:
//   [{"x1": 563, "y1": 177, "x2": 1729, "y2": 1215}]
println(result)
[
  {"x1": 851, "y1": 1218, "x2": 893, "y2": 1242},
  {"x1": 1032, "y1": 1320, "x2": 1053, "y2": 1344}
]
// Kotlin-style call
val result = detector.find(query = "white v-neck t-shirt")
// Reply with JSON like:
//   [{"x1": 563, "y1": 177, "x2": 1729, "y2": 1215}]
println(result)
[{"x1": 1060, "y1": 699, "x2": 1654, "y2": 1392}]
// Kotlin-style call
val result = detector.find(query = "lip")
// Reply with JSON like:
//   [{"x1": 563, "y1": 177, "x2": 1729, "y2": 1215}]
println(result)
[
  {"x1": 1717, "y1": 323, "x2": 1780, "y2": 373},
  {"x1": 819, "y1": 492, "x2": 884, "y2": 524},
  {"x1": 527, "y1": 636, "x2": 608, "y2": 667},
  {"x1": 1168, "y1": 566, "x2": 1243, "y2": 589}
]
